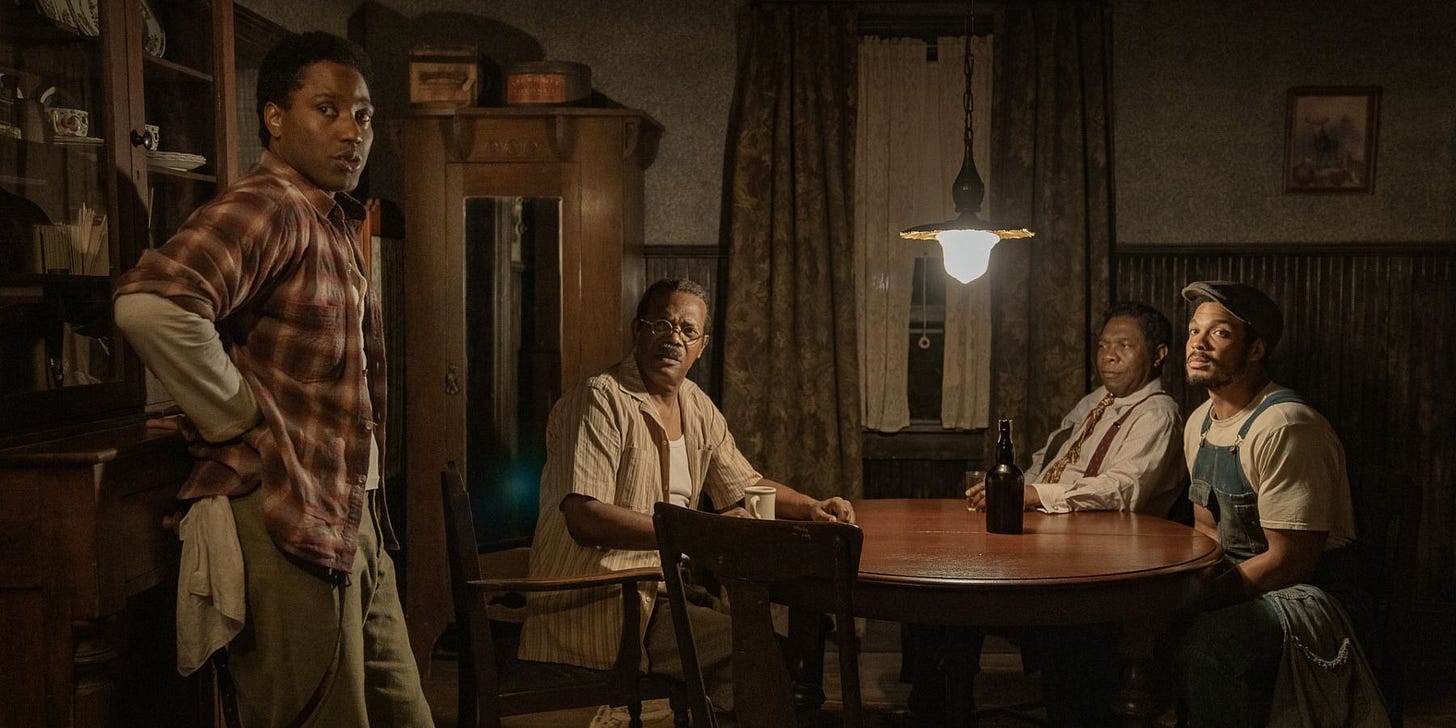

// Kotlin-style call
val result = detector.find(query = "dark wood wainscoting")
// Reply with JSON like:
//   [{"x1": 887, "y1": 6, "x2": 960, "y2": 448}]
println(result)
[{"x1": 1116, "y1": 244, "x2": 1456, "y2": 607}]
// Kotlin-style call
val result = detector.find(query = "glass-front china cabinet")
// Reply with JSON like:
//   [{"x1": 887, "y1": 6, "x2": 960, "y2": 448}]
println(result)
[
  {"x1": 1, "y1": 0, "x2": 237, "y2": 725},
  {"x1": 1, "y1": 0, "x2": 238, "y2": 439}
]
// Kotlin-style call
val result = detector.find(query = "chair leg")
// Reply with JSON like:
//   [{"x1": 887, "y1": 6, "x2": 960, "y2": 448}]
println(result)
[{"x1": 669, "y1": 690, "x2": 690, "y2": 728}]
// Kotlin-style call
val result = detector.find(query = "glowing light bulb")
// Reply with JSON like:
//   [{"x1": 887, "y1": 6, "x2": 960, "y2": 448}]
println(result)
[{"x1": 936, "y1": 229, "x2": 1001, "y2": 284}]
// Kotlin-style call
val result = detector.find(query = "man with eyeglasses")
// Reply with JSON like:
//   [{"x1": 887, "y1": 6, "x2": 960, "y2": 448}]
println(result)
[{"x1": 517, "y1": 278, "x2": 855, "y2": 717}]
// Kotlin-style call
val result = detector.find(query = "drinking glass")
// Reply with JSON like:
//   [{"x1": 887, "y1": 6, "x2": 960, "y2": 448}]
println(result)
[{"x1": 964, "y1": 469, "x2": 987, "y2": 511}]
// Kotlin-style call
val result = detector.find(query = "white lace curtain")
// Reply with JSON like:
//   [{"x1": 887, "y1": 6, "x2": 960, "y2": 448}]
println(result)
[{"x1": 855, "y1": 35, "x2": 994, "y2": 432}]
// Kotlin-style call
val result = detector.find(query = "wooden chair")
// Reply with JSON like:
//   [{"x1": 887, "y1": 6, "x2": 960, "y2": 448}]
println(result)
[
  {"x1": 652, "y1": 502, "x2": 865, "y2": 728},
  {"x1": 441, "y1": 465, "x2": 688, "y2": 728},
  {"x1": 1351, "y1": 464, "x2": 1421, "y2": 726}
]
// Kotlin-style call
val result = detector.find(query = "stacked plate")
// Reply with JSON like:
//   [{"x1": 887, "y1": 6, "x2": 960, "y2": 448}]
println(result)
[
  {"x1": 52, "y1": 135, "x2": 104, "y2": 147},
  {"x1": 147, "y1": 150, "x2": 207, "y2": 172},
  {"x1": 32, "y1": 0, "x2": 165, "y2": 57}
]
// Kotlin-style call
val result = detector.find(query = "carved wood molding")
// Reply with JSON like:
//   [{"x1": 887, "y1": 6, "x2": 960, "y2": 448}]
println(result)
[{"x1": 438, "y1": 114, "x2": 576, "y2": 162}]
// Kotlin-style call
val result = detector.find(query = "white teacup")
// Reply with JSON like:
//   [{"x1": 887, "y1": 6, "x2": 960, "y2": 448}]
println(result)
[
  {"x1": 46, "y1": 107, "x2": 88, "y2": 139},
  {"x1": 744, "y1": 485, "x2": 776, "y2": 520}
]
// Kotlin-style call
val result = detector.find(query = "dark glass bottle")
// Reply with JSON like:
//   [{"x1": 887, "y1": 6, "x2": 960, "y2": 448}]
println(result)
[{"x1": 985, "y1": 418, "x2": 1024, "y2": 534}]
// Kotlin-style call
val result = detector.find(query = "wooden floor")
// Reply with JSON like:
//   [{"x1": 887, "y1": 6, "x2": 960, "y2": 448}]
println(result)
[{"x1": 420, "y1": 624, "x2": 1456, "y2": 727}]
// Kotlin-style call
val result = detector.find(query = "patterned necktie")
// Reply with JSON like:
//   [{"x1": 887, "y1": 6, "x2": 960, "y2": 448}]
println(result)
[{"x1": 1039, "y1": 392, "x2": 1117, "y2": 484}]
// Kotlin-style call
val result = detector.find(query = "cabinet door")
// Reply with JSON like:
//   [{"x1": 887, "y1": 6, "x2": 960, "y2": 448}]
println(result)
[
  {"x1": 0, "y1": 0, "x2": 235, "y2": 438},
  {"x1": 135, "y1": 0, "x2": 237, "y2": 247},
  {"x1": 0, "y1": 0, "x2": 134, "y2": 435}
]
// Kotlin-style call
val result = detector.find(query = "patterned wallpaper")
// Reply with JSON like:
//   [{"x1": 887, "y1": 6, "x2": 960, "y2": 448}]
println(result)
[
  {"x1": 1112, "y1": 0, "x2": 1456, "y2": 245},
  {"x1": 234, "y1": 0, "x2": 1456, "y2": 248},
  {"x1": 238, "y1": 0, "x2": 740, "y2": 248}
]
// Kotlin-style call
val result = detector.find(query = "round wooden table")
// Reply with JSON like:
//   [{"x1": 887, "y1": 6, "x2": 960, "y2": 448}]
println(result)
[{"x1": 779, "y1": 499, "x2": 1223, "y2": 726}]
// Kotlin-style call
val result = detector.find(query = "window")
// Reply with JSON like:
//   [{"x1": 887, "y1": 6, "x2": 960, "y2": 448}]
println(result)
[{"x1": 855, "y1": 33, "x2": 993, "y2": 433}]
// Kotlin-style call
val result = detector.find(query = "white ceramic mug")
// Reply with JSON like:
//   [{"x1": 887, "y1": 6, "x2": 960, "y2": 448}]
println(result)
[{"x1": 744, "y1": 485, "x2": 776, "y2": 520}]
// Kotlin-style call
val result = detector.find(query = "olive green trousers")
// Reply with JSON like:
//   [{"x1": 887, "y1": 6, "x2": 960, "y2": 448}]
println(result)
[{"x1": 227, "y1": 488, "x2": 434, "y2": 728}]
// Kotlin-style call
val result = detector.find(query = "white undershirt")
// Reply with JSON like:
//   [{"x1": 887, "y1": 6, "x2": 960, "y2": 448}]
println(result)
[{"x1": 667, "y1": 436, "x2": 691, "y2": 507}]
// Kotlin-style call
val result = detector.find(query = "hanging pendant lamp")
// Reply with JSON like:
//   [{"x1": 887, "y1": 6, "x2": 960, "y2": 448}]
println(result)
[{"x1": 899, "y1": 1, "x2": 1032, "y2": 284}]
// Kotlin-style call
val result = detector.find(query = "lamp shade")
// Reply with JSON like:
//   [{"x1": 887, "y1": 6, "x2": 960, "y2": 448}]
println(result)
[
  {"x1": 901, "y1": 210, "x2": 1033, "y2": 284},
  {"x1": 936, "y1": 228, "x2": 999, "y2": 284},
  {"x1": 897, "y1": 17, "x2": 1033, "y2": 284}
]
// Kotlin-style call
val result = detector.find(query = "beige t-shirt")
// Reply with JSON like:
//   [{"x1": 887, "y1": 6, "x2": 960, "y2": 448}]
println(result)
[{"x1": 1184, "y1": 383, "x2": 1355, "y2": 548}]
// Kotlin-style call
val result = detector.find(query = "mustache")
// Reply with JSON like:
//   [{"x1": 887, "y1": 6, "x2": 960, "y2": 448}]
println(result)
[
  {"x1": 656, "y1": 343, "x2": 684, "y2": 361},
  {"x1": 1187, "y1": 353, "x2": 1212, "y2": 364}
]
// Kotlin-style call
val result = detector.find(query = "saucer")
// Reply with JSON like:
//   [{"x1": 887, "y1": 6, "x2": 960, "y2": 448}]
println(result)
[{"x1": 147, "y1": 150, "x2": 207, "y2": 172}]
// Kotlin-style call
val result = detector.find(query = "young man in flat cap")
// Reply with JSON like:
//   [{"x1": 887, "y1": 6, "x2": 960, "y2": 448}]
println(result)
[{"x1": 1175, "y1": 281, "x2": 1386, "y2": 726}]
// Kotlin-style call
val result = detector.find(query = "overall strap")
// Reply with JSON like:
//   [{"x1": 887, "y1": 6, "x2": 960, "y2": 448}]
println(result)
[
  {"x1": 1083, "y1": 391, "x2": 1175, "y2": 478},
  {"x1": 1199, "y1": 387, "x2": 1307, "y2": 439},
  {"x1": 1236, "y1": 388, "x2": 1305, "y2": 439}
]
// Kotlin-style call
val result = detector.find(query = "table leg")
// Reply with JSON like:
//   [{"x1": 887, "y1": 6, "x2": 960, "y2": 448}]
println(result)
[
  {"x1": 786, "y1": 607, "x2": 827, "y2": 710},
  {"x1": 1110, "y1": 628, "x2": 1161, "y2": 727},
  {"x1": 942, "y1": 649, "x2": 978, "y2": 728}
]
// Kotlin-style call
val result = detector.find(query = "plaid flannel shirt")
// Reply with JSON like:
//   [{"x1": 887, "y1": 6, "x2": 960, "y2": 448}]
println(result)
[{"x1": 115, "y1": 152, "x2": 388, "y2": 574}]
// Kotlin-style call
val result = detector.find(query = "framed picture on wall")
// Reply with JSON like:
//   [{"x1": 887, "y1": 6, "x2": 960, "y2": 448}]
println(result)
[{"x1": 1284, "y1": 86, "x2": 1381, "y2": 193}]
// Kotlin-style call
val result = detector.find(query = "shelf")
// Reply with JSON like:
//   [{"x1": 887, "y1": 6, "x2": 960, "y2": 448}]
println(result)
[
  {"x1": 142, "y1": 54, "x2": 213, "y2": 84},
  {"x1": 1, "y1": 134, "x2": 105, "y2": 153},
  {"x1": 145, "y1": 165, "x2": 214, "y2": 183},
  {"x1": 0, "y1": 173, "x2": 48, "y2": 186}
]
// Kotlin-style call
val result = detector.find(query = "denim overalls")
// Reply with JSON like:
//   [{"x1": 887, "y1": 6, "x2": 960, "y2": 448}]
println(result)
[
  {"x1": 1181, "y1": 390, "x2": 1385, "y2": 727},
  {"x1": 1188, "y1": 389, "x2": 1305, "y2": 563}
]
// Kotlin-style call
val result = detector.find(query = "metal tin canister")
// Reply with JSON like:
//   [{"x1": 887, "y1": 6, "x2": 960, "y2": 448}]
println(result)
[{"x1": 504, "y1": 61, "x2": 591, "y2": 106}]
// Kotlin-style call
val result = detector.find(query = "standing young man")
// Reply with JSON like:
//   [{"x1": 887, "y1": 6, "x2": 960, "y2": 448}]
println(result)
[{"x1": 114, "y1": 32, "x2": 433, "y2": 727}]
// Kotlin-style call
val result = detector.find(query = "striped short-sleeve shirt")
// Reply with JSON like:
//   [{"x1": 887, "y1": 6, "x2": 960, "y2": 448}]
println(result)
[{"x1": 517, "y1": 358, "x2": 760, "y2": 669}]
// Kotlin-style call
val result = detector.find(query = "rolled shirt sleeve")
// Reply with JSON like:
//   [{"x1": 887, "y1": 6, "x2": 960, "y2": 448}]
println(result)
[{"x1": 114, "y1": 292, "x2": 261, "y2": 443}]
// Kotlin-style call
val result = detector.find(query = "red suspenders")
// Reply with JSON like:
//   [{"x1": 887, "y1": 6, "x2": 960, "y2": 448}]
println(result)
[{"x1": 1081, "y1": 391, "x2": 1175, "y2": 477}]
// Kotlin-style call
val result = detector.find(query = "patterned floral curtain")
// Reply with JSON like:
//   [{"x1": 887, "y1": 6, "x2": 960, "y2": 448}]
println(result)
[
  {"x1": 720, "y1": 5, "x2": 862, "y2": 501},
  {"x1": 987, "y1": 1, "x2": 1115, "y2": 461}
]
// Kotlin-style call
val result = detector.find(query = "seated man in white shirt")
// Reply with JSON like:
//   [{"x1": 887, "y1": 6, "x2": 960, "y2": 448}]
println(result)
[
  {"x1": 967, "y1": 300, "x2": 1186, "y2": 517},
  {"x1": 911, "y1": 301, "x2": 1186, "y2": 727}
]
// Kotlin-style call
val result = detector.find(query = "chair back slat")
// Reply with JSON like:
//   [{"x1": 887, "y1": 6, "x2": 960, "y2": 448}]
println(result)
[
  {"x1": 441, "y1": 463, "x2": 504, "y2": 728},
  {"x1": 442, "y1": 466, "x2": 690, "y2": 727},
  {"x1": 654, "y1": 502, "x2": 864, "y2": 728}
]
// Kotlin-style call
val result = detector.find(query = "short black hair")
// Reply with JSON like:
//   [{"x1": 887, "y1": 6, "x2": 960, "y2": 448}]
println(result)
[
  {"x1": 256, "y1": 31, "x2": 373, "y2": 149},
  {"x1": 1101, "y1": 301, "x2": 1173, "y2": 374},
  {"x1": 636, "y1": 279, "x2": 712, "y2": 331}
]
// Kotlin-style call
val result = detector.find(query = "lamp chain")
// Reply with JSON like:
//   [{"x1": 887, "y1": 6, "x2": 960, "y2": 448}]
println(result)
[{"x1": 962, "y1": 2, "x2": 974, "y2": 168}]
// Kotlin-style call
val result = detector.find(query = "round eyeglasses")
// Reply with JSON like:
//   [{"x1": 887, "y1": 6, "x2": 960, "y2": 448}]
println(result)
[{"x1": 638, "y1": 318, "x2": 705, "y2": 344}]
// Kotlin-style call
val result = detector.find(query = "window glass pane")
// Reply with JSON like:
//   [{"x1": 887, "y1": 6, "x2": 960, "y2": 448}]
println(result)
[{"x1": 907, "y1": 256, "x2": 947, "y2": 422}]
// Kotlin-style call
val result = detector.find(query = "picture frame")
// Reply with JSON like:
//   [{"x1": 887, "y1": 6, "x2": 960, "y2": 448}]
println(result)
[{"x1": 1284, "y1": 86, "x2": 1380, "y2": 193}]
